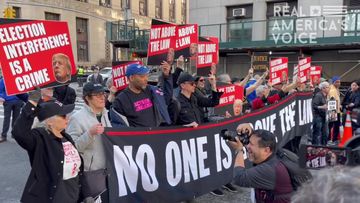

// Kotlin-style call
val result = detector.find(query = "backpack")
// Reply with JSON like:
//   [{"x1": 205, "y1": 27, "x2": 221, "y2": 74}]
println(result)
[{"x1": 276, "y1": 148, "x2": 312, "y2": 190}]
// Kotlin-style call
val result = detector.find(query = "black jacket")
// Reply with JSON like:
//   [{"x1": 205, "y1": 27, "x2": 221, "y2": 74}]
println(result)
[
  {"x1": 349, "y1": 90, "x2": 360, "y2": 109},
  {"x1": 88, "y1": 74, "x2": 103, "y2": 85},
  {"x1": 177, "y1": 90, "x2": 223, "y2": 125},
  {"x1": 312, "y1": 91, "x2": 327, "y2": 118},
  {"x1": 53, "y1": 85, "x2": 76, "y2": 105},
  {"x1": 12, "y1": 102, "x2": 82, "y2": 203}
]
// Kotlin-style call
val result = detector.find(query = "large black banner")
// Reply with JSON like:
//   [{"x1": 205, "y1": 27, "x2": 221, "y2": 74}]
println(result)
[{"x1": 103, "y1": 92, "x2": 313, "y2": 203}]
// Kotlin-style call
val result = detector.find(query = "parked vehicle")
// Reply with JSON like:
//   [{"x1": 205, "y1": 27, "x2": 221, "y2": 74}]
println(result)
[{"x1": 86, "y1": 67, "x2": 112, "y2": 85}]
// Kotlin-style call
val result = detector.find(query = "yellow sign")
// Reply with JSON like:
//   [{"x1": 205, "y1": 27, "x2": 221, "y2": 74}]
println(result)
[{"x1": 3, "y1": 7, "x2": 16, "y2": 19}]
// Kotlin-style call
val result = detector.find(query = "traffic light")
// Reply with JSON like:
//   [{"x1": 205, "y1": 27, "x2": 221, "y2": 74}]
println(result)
[{"x1": 3, "y1": 7, "x2": 16, "y2": 19}]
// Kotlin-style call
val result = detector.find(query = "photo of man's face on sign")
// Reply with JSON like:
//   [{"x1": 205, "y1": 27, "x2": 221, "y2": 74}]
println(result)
[
  {"x1": 52, "y1": 53, "x2": 71, "y2": 83},
  {"x1": 312, "y1": 75, "x2": 320, "y2": 85},
  {"x1": 190, "y1": 43, "x2": 198, "y2": 57},
  {"x1": 167, "y1": 48, "x2": 175, "y2": 64}
]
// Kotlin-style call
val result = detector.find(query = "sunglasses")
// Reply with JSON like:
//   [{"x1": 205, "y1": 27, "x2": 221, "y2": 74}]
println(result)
[{"x1": 198, "y1": 79, "x2": 205, "y2": 82}]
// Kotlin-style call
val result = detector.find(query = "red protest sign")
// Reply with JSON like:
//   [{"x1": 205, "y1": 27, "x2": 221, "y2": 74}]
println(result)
[
  {"x1": 196, "y1": 37, "x2": 219, "y2": 76},
  {"x1": 112, "y1": 61, "x2": 142, "y2": 91},
  {"x1": 269, "y1": 57, "x2": 288, "y2": 85},
  {"x1": 216, "y1": 84, "x2": 244, "y2": 108},
  {"x1": 175, "y1": 24, "x2": 198, "y2": 58},
  {"x1": 0, "y1": 19, "x2": 76, "y2": 95},
  {"x1": 147, "y1": 19, "x2": 176, "y2": 65},
  {"x1": 213, "y1": 83, "x2": 244, "y2": 116},
  {"x1": 310, "y1": 66, "x2": 322, "y2": 86},
  {"x1": 298, "y1": 57, "x2": 311, "y2": 83},
  {"x1": 205, "y1": 37, "x2": 219, "y2": 64}
]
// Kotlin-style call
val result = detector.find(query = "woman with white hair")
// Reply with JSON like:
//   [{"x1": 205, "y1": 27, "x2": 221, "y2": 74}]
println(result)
[
  {"x1": 312, "y1": 81, "x2": 330, "y2": 145},
  {"x1": 252, "y1": 84, "x2": 287, "y2": 110},
  {"x1": 292, "y1": 167, "x2": 360, "y2": 203},
  {"x1": 12, "y1": 91, "x2": 82, "y2": 203}
]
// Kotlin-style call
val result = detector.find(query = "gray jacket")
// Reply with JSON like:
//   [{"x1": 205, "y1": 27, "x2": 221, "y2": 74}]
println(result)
[{"x1": 66, "y1": 105, "x2": 111, "y2": 171}]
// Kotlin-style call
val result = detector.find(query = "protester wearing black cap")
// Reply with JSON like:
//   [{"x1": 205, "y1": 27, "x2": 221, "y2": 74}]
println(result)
[
  {"x1": 176, "y1": 72, "x2": 222, "y2": 126},
  {"x1": 66, "y1": 82, "x2": 112, "y2": 201},
  {"x1": 111, "y1": 63, "x2": 173, "y2": 127},
  {"x1": 12, "y1": 90, "x2": 82, "y2": 203}
]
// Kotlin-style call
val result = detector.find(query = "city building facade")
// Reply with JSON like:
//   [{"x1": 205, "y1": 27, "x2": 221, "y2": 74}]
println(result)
[
  {"x1": 190, "y1": 0, "x2": 360, "y2": 83},
  {"x1": 1, "y1": 0, "x2": 188, "y2": 67}
]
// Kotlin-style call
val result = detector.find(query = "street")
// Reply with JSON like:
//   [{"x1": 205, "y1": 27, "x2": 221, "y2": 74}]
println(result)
[{"x1": 0, "y1": 83, "x2": 251, "y2": 203}]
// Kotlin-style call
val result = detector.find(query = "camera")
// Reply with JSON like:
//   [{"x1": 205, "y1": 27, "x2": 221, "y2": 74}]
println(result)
[{"x1": 220, "y1": 129, "x2": 251, "y2": 145}]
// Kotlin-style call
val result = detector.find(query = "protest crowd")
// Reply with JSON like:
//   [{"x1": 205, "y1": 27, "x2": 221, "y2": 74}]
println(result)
[
  {"x1": 1, "y1": 54, "x2": 360, "y2": 203},
  {"x1": 1, "y1": 19, "x2": 360, "y2": 203}
]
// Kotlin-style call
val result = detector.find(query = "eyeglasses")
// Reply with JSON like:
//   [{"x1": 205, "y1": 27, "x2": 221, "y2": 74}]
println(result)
[
  {"x1": 198, "y1": 79, "x2": 205, "y2": 82},
  {"x1": 90, "y1": 92, "x2": 105, "y2": 98}
]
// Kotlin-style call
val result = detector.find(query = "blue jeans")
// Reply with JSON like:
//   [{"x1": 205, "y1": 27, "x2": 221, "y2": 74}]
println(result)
[
  {"x1": 1, "y1": 100, "x2": 24, "y2": 138},
  {"x1": 312, "y1": 116, "x2": 328, "y2": 145}
]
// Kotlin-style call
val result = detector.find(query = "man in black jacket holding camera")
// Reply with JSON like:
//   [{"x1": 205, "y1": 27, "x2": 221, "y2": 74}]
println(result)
[{"x1": 230, "y1": 124, "x2": 293, "y2": 203}]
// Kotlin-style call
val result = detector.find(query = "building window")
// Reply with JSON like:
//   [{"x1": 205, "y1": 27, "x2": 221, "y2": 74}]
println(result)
[
  {"x1": 169, "y1": 0, "x2": 176, "y2": 22},
  {"x1": 343, "y1": 9, "x2": 360, "y2": 36},
  {"x1": 156, "y1": 0, "x2": 162, "y2": 19},
  {"x1": 13, "y1": 6, "x2": 21, "y2": 18},
  {"x1": 121, "y1": 0, "x2": 130, "y2": 9},
  {"x1": 266, "y1": 1, "x2": 298, "y2": 40},
  {"x1": 181, "y1": 0, "x2": 186, "y2": 24},
  {"x1": 343, "y1": 0, "x2": 360, "y2": 36},
  {"x1": 45, "y1": 12, "x2": 60, "y2": 21},
  {"x1": 139, "y1": 0, "x2": 147, "y2": 16},
  {"x1": 227, "y1": 5, "x2": 253, "y2": 42},
  {"x1": 76, "y1": 18, "x2": 89, "y2": 62},
  {"x1": 99, "y1": 0, "x2": 111, "y2": 8}
]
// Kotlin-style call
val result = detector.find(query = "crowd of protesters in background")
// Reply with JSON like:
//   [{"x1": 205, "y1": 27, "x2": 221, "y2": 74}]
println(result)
[{"x1": 2, "y1": 55, "x2": 360, "y2": 202}]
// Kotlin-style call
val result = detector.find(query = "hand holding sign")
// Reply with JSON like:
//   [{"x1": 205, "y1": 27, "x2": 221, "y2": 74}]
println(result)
[
  {"x1": 161, "y1": 61, "x2": 171, "y2": 77},
  {"x1": 28, "y1": 87, "x2": 42, "y2": 104},
  {"x1": 210, "y1": 63, "x2": 217, "y2": 75},
  {"x1": 183, "y1": 121, "x2": 199, "y2": 128},
  {"x1": 208, "y1": 74, "x2": 217, "y2": 91},
  {"x1": 225, "y1": 111, "x2": 232, "y2": 118},
  {"x1": 109, "y1": 86, "x2": 117, "y2": 95}
]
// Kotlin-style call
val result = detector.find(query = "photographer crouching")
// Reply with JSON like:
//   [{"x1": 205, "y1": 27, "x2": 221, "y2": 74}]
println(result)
[{"x1": 228, "y1": 123, "x2": 293, "y2": 203}]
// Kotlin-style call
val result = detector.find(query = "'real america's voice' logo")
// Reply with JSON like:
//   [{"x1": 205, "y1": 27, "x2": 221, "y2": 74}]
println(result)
[
  {"x1": 271, "y1": 5, "x2": 352, "y2": 45},
  {"x1": 309, "y1": 5, "x2": 348, "y2": 16}
]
